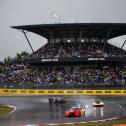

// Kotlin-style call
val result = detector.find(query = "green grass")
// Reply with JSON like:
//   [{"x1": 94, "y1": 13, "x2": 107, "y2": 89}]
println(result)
[
  {"x1": 0, "y1": 104, "x2": 13, "y2": 117},
  {"x1": 55, "y1": 116, "x2": 126, "y2": 126}
]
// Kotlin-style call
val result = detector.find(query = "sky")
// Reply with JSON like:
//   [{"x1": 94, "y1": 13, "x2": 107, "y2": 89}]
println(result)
[{"x1": 0, "y1": 0, "x2": 126, "y2": 61}]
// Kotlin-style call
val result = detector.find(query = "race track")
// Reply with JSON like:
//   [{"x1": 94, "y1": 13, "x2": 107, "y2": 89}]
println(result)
[{"x1": 0, "y1": 95, "x2": 126, "y2": 126}]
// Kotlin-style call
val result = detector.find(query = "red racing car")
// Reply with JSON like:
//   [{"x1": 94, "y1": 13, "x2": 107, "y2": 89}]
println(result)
[{"x1": 65, "y1": 105, "x2": 85, "y2": 117}]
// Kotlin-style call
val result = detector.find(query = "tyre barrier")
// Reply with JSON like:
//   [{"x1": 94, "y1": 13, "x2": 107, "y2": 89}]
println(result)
[{"x1": 0, "y1": 89, "x2": 126, "y2": 95}]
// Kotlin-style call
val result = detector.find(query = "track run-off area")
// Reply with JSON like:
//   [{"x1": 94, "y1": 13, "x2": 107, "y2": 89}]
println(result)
[{"x1": 0, "y1": 95, "x2": 126, "y2": 126}]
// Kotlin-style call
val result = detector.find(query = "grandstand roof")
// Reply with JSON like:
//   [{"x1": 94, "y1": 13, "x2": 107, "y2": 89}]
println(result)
[{"x1": 12, "y1": 23, "x2": 126, "y2": 39}]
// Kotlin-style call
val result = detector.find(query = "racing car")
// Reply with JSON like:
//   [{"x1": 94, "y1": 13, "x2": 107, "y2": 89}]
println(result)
[
  {"x1": 48, "y1": 96, "x2": 66, "y2": 103},
  {"x1": 93, "y1": 99, "x2": 104, "y2": 107},
  {"x1": 65, "y1": 105, "x2": 85, "y2": 117}
]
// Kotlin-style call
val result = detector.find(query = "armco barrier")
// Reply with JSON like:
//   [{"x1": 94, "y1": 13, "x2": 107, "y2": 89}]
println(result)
[{"x1": 0, "y1": 89, "x2": 126, "y2": 95}]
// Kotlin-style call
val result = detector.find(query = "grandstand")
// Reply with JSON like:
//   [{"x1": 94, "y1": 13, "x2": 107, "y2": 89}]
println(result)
[{"x1": 1, "y1": 23, "x2": 126, "y2": 89}]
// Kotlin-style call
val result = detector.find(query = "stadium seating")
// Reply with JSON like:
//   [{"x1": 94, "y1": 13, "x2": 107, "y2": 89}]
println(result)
[
  {"x1": 30, "y1": 41, "x2": 126, "y2": 59},
  {"x1": 0, "y1": 63, "x2": 126, "y2": 89},
  {"x1": 1, "y1": 40, "x2": 126, "y2": 89}
]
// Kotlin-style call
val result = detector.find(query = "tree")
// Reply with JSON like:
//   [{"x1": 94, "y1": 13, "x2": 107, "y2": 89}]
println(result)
[
  {"x1": 4, "y1": 56, "x2": 14, "y2": 64},
  {"x1": 14, "y1": 51, "x2": 29, "y2": 63},
  {"x1": 14, "y1": 53, "x2": 22, "y2": 63},
  {"x1": 0, "y1": 65, "x2": 4, "y2": 73},
  {"x1": 4, "y1": 51, "x2": 29, "y2": 64},
  {"x1": 21, "y1": 51, "x2": 29, "y2": 61}
]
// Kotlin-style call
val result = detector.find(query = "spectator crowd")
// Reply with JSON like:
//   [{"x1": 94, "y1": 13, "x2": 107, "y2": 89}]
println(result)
[
  {"x1": 1, "y1": 41, "x2": 126, "y2": 89},
  {"x1": 31, "y1": 41, "x2": 126, "y2": 59},
  {"x1": 0, "y1": 63, "x2": 126, "y2": 89}
]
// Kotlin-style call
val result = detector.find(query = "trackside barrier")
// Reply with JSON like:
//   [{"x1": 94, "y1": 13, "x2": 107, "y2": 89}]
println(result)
[{"x1": 0, "y1": 89, "x2": 126, "y2": 95}]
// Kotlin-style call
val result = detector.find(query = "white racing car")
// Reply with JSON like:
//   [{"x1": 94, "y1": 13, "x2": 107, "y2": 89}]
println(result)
[{"x1": 93, "y1": 99, "x2": 104, "y2": 107}]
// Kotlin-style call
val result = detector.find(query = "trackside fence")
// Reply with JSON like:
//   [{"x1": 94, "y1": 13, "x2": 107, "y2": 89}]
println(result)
[{"x1": 0, "y1": 89, "x2": 126, "y2": 95}]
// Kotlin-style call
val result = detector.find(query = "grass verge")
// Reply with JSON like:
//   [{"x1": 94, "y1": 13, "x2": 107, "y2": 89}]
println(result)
[
  {"x1": 56, "y1": 116, "x2": 126, "y2": 126},
  {"x1": 0, "y1": 104, "x2": 13, "y2": 117}
]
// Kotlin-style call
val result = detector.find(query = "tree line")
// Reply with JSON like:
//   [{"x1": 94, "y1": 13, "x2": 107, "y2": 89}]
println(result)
[{"x1": 3, "y1": 51, "x2": 29, "y2": 64}]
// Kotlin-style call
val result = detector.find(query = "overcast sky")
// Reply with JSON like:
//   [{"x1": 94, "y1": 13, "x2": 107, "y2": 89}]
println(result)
[{"x1": 0, "y1": 0, "x2": 126, "y2": 61}]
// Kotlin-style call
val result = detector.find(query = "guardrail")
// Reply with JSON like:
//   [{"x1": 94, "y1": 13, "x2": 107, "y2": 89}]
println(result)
[{"x1": 0, "y1": 89, "x2": 126, "y2": 95}]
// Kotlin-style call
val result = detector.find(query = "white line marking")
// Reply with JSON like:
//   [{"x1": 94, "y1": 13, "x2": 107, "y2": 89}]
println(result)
[{"x1": 1, "y1": 105, "x2": 16, "y2": 118}]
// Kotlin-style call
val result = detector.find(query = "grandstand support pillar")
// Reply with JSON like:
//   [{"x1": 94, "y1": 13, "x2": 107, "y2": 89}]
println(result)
[
  {"x1": 79, "y1": 29, "x2": 82, "y2": 50},
  {"x1": 79, "y1": 29, "x2": 82, "y2": 39},
  {"x1": 121, "y1": 39, "x2": 126, "y2": 49},
  {"x1": 103, "y1": 28, "x2": 112, "y2": 51},
  {"x1": 22, "y1": 30, "x2": 34, "y2": 53},
  {"x1": 49, "y1": 28, "x2": 54, "y2": 46},
  {"x1": 49, "y1": 29, "x2": 53, "y2": 40}
]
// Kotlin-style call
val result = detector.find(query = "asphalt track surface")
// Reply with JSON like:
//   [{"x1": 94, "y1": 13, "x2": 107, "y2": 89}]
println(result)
[{"x1": 0, "y1": 95, "x2": 126, "y2": 126}]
